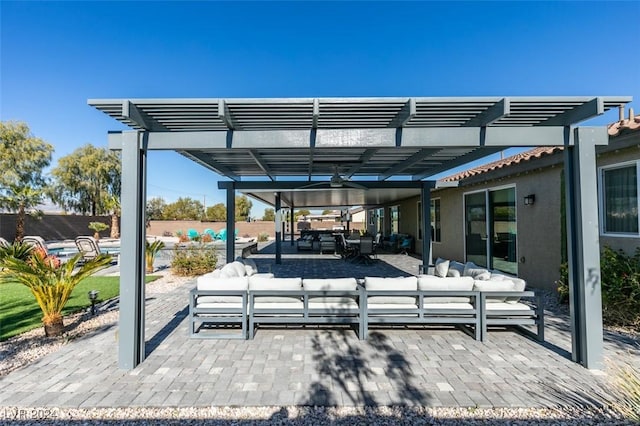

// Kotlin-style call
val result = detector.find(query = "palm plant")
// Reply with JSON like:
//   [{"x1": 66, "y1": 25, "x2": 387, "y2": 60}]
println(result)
[
  {"x1": 88, "y1": 221, "x2": 109, "y2": 240},
  {"x1": 0, "y1": 184, "x2": 44, "y2": 241},
  {"x1": 145, "y1": 239, "x2": 165, "y2": 273},
  {"x1": 0, "y1": 247, "x2": 112, "y2": 337}
]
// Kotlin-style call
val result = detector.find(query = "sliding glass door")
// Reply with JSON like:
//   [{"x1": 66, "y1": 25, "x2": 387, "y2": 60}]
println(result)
[{"x1": 464, "y1": 187, "x2": 517, "y2": 274}]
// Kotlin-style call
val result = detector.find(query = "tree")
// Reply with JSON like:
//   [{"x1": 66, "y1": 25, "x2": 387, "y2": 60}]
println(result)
[
  {"x1": 49, "y1": 144, "x2": 121, "y2": 216},
  {"x1": 206, "y1": 203, "x2": 227, "y2": 222},
  {"x1": 262, "y1": 208, "x2": 275, "y2": 221},
  {"x1": 0, "y1": 185, "x2": 45, "y2": 241},
  {"x1": 146, "y1": 197, "x2": 167, "y2": 221},
  {"x1": 295, "y1": 209, "x2": 311, "y2": 221},
  {"x1": 0, "y1": 122, "x2": 53, "y2": 241},
  {"x1": 163, "y1": 197, "x2": 204, "y2": 220},
  {"x1": 322, "y1": 209, "x2": 335, "y2": 215},
  {"x1": 235, "y1": 195, "x2": 252, "y2": 222}
]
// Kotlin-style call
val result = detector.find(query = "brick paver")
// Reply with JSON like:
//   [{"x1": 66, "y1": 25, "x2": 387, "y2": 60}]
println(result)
[{"x1": 1, "y1": 246, "x2": 637, "y2": 409}]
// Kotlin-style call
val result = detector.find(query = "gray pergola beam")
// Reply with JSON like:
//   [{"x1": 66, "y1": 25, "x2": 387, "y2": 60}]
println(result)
[
  {"x1": 387, "y1": 98, "x2": 416, "y2": 127},
  {"x1": 379, "y1": 149, "x2": 439, "y2": 180},
  {"x1": 118, "y1": 131, "x2": 146, "y2": 370},
  {"x1": 248, "y1": 150, "x2": 275, "y2": 181},
  {"x1": 463, "y1": 98, "x2": 510, "y2": 127},
  {"x1": 275, "y1": 193, "x2": 282, "y2": 264},
  {"x1": 542, "y1": 97, "x2": 604, "y2": 126},
  {"x1": 179, "y1": 151, "x2": 241, "y2": 181},
  {"x1": 421, "y1": 181, "x2": 436, "y2": 270},
  {"x1": 226, "y1": 184, "x2": 235, "y2": 264},
  {"x1": 218, "y1": 99, "x2": 237, "y2": 130},
  {"x1": 344, "y1": 148, "x2": 378, "y2": 178},
  {"x1": 564, "y1": 126, "x2": 607, "y2": 369},
  {"x1": 412, "y1": 147, "x2": 504, "y2": 181},
  {"x1": 122, "y1": 101, "x2": 167, "y2": 131}
]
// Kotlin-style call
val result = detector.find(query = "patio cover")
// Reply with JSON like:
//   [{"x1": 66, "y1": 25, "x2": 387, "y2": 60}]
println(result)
[{"x1": 90, "y1": 96, "x2": 631, "y2": 371}]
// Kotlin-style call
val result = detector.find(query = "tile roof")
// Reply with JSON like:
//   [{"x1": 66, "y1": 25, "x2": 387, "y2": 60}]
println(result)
[
  {"x1": 441, "y1": 146, "x2": 562, "y2": 182},
  {"x1": 442, "y1": 106, "x2": 639, "y2": 183}
]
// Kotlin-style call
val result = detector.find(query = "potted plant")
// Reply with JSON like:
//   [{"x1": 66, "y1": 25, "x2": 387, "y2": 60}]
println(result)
[
  {"x1": 88, "y1": 221, "x2": 109, "y2": 240},
  {"x1": 145, "y1": 239, "x2": 165, "y2": 273},
  {"x1": 0, "y1": 244, "x2": 112, "y2": 337}
]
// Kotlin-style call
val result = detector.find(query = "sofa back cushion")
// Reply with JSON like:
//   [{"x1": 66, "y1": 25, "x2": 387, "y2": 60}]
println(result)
[
  {"x1": 463, "y1": 262, "x2": 491, "y2": 280},
  {"x1": 473, "y1": 280, "x2": 515, "y2": 303},
  {"x1": 242, "y1": 258, "x2": 258, "y2": 276},
  {"x1": 447, "y1": 261, "x2": 465, "y2": 277},
  {"x1": 417, "y1": 275, "x2": 474, "y2": 303},
  {"x1": 302, "y1": 278, "x2": 357, "y2": 292},
  {"x1": 303, "y1": 277, "x2": 359, "y2": 304},
  {"x1": 365, "y1": 276, "x2": 417, "y2": 304},
  {"x1": 196, "y1": 276, "x2": 248, "y2": 304},
  {"x1": 489, "y1": 272, "x2": 526, "y2": 303},
  {"x1": 249, "y1": 277, "x2": 302, "y2": 303}
]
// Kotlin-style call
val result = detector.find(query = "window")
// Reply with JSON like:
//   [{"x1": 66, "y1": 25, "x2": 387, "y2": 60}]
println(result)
[
  {"x1": 464, "y1": 187, "x2": 517, "y2": 275},
  {"x1": 430, "y1": 199, "x2": 441, "y2": 243},
  {"x1": 600, "y1": 162, "x2": 639, "y2": 235}
]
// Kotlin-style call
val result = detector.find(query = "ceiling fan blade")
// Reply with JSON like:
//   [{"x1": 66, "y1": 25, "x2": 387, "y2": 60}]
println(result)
[
  {"x1": 344, "y1": 181, "x2": 367, "y2": 190},
  {"x1": 299, "y1": 182, "x2": 329, "y2": 189}
]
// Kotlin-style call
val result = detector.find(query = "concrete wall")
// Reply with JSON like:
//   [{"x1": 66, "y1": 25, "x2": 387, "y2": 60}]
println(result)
[
  {"x1": 146, "y1": 220, "x2": 276, "y2": 238},
  {"x1": 0, "y1": 214, "x2": 113, "y2": 242}
]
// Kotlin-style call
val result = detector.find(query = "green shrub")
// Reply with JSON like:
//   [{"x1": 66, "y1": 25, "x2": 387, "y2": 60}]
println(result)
[
  {"x1": 557, "y1": 246, "x2": 640, "y2": 328},
  {"x1": 257, "y1": 232, "x2": 269, "y2": 242},
  {"x1": 171, "y1": 243, "x2": 217, "y2": 276}
]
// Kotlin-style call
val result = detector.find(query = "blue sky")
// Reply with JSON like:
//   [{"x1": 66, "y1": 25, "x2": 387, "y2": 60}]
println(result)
[{"x1": 2, "y1": 1, "x2": 639, "y2": 217}]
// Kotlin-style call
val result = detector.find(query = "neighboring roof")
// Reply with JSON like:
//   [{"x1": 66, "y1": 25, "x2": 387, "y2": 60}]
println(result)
[
  {"x1": 442, "y1": 146, "x2": 562, "y2": 182},
  {"x1": 608, "y1": 107, "x2": 640, "y2": 136}
]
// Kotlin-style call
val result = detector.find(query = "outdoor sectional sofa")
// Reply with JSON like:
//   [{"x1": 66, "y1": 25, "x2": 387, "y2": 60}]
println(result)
[{"x1": 189, "y1": 258, "x2": 543, "y2": 342}]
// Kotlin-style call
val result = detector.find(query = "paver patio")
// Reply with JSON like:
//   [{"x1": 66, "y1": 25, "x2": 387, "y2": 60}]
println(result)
[{"x1": 0, "y1": 244, "x2": 637, "y2": 409}]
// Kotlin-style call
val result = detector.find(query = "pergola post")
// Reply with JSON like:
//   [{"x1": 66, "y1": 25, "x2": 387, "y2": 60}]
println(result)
[
  {"x1": 421, "y1": 181, "x2": 435, "y2": 269},
  {"x1": 564, "y1": 127, "x2": 606, "y2": 369},
  {"x1": 118, "y1": 131, "x2": 147, "y2": 370},
  {"x1": 226, "y1": 184, "x2": 235, "y2": 263},
  {"x1": 275, "y1": 192, "x2": 282, "y2": 264}
]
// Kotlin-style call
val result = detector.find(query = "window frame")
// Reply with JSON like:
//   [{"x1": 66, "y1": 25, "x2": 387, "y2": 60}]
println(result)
[{"x1": 598, "y1": 160, "x2": 640, "y2": 238}]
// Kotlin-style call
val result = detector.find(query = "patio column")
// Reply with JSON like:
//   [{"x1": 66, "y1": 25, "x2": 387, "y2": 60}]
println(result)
[
  {"x1": 275, "y1": 192, "x2": 282, "y2": 264},
  {"x1": 564, "y1": 126, "x2": 606, "y2": 369},
  {"x1": 421, "y1": 181, "x2": 435, "y2": 270},
  {"x1": 118, "y1": 131, "x2": 147, "y2": 370},
  {"x1": 226, "y1": 184, "x2": 235, "y2": 263}
]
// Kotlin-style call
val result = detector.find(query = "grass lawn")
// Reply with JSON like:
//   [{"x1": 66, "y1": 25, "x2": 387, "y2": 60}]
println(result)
[{"x1": 0, "y1": 275, "x2": 159, "y2": 341}]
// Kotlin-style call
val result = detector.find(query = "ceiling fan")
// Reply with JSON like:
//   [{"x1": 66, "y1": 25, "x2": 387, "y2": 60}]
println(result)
[{"x1": 301, "y1": 166, "x2": 367, "y2": 190}]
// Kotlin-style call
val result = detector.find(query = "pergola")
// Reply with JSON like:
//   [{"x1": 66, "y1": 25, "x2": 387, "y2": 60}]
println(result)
[{"x1": 90, "y1": 96, "x2": 631, "y2": 371}]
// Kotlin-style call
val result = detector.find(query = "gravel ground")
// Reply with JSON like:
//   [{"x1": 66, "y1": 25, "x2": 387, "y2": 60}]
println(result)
[
  {"x1": 0, "y1": 406, "x2": 632, "y2": 425},
  {"x1": 1, "y1": 274, "x2": 636, "y2": 424}
]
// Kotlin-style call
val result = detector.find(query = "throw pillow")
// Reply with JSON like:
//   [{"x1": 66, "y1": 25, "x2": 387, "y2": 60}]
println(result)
[
  {"x1": 434, "y1": 258, "x2": 450, "y2": 278},
  {"x1": 448, "y1": 261, "x2": 465, "y2": 277}
]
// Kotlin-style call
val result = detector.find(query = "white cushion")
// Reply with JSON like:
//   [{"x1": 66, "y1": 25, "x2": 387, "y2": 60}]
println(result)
[
  {"x1": 434, "y1": 258, "x2": 450, "y2": 278},
  {"x1": 463, "y1": 262, "x2": 490, "y2": 279},
  {"x1": 196, "y1": 276, "x2": 248, "y2": 303},
  {"x1": 365, "y1": 276, "x2": 417, "y2": 304},
  {"x1": 242, "y1": 258, "x2": 258, "y2": 276},
  {"x1": 490, "y1": 272, "x2": 526, "y2": 303},
  {"x1": 417, "y1": 275, "x2": 474, "y2": 303},
  {"x1": 447, "y1": 261, "x2": 465, "y2": 277},
  {"x1": 422, "y1": 303, "x2": 474, "y2": 310},
  {"x1": 367, "y1": 303, "x2": 418, "y2": 310},
  {"x1": 230, "y1": 261, "x2": 247, "y2": 277},
  {"x1": 252, "y1": 301, "x2": 304, "y2": 311},
  {"x1": 219, "y1": 262, "x2": 239, "y2": 278},
  {"x1": 249, "y1": 277, "x2": 302, "y2": 303},
  {"x1": 484, "y1": 302, "x2": 534, "y2": 313},
  {"x1": 308, "y1": 300, "x2": 359, "y2": 310},
  {"x1": 302, "y1": 278, "x2": 357, "y2": 292},
  {"x1": 473, "y1": 280, "x2": 515, "y2": 303},
  {"x1": 196, "y1": 302, "x2": 244, "y2": 310}
]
